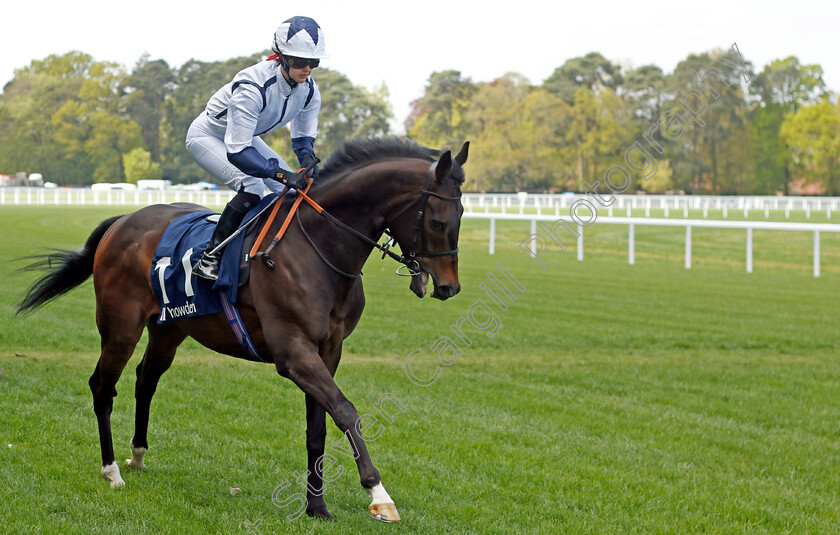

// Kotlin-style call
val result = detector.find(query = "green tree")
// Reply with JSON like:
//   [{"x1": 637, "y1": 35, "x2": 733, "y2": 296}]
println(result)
[
  {"x1": 750, "y1": 57, "x2": 827, "y2": 193},
  {"x1": 407, "y1": 70, "x2": 476, "y2": 148},
  {"x1": 664, "y1": 50, "x2": 754, "y2": 193},
  {"x1": 50, "y1": 100, "x2": 96, "y2": 182},
  {"x1": 624, "y1": 64, "x2": 667, "y2": 124},
  {"x1": 125, "y1": 55, "x2": 175, "y2": 162},
  {"x1": 640, "y1": 159, "x2": 673, "y2": 193},
  {"x1": 544, "y1": 52, "x2": 624, "y2": 105},
  {"x1": 124, "y1": 147, "x2": 163, "y2": 183},
  {"x1": 748, "y1": 104, "x2": 788, "y2": 193},
  {"x1": 562, "y1": 86, "x2": 631, "y2": 190},
  {"x1": 780, "y1": 98, "x2": 840, "y2": 194},
  {"x1": 84, "y1": 110, "x2": 144, "y2": 182},
  {"x1": 0, "y1": 52, "x2": 144, "y2": 184},
  {"x1": 753, "y1": 57, "x2": 827, "y2": 113},
  {"x1": 462, "y1": 74, "x2": 573, "y2": 191},
  {"x1": 0, "y1": 52, "x2": 92, "y2": 183}
]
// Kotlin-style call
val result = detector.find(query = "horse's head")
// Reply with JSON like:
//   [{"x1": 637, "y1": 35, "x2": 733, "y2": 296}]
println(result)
[{"x1": 391, "y1": 142, "x2": 469, "y2": 301}]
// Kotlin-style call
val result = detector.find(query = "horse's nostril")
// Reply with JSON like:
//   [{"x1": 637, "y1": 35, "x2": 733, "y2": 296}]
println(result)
[{"x1": 435, "y1": 284, "x2": 459, "y2": 300}]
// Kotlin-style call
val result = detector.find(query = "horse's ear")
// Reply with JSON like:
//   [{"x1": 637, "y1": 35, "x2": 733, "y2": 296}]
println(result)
[
  {"x1": 435, "y1": 150, "x2": 452, "y2": 183},
  {"x1": 454, "y1": 141, "x2": 469, "y2": 166}
]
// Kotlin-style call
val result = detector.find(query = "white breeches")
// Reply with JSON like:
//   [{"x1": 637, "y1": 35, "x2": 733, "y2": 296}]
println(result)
[{"x1": 186, "y1": 114, "x2": 292, "y2": 197}]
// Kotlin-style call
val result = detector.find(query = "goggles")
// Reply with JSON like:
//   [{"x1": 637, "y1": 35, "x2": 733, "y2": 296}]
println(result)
[{"x1": 283, "y1": 55, "x2": 320, "y2": 69}]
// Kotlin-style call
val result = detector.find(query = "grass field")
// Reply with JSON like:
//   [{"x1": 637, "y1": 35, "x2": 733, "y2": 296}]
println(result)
[{"x1": 1, "y1": 205, "x2": 839, "y2": 534}]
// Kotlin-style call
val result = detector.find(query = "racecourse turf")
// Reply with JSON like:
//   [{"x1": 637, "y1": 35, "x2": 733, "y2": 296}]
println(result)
[{"x1": 1, "y1": 205, "x2": 839, "y2": 534}]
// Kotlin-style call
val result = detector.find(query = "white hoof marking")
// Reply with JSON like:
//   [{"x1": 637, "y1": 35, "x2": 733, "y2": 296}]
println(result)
[
  {"x1": 101, "y1": 462, "x2": 125, "y2": 488},
  {"x1": 366, "y1": 483, "x2": 400, "y2": 522},
  {"x1": 125, "y1": 444, "x2": 147, "y2": 470},
  {"x1": 366, "y1": 483, "x2": 393, "y2": 505}
]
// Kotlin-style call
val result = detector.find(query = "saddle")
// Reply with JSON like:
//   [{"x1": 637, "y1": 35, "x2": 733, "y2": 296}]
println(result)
[{"x1": 150, "y1": 194, "x2": 281, "y2": 324}]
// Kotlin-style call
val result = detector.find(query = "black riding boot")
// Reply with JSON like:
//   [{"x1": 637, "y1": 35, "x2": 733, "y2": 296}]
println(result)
[{"x1": 192, "y1": 191, "x2": 259, "y2": 281}]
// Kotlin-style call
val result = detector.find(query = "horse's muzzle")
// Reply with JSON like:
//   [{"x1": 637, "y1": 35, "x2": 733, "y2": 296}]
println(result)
[
  {"x1": 432, "y1": 283, "x2": 460, "y2": 301},
  {"x1": 409, "y1": 264, "x2": 460, "y2": 300}
]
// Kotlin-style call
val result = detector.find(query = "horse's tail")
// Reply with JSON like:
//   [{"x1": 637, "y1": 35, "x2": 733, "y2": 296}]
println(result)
[{"x1": 16, "y1": 215, "x2": 124, "y2": 315}]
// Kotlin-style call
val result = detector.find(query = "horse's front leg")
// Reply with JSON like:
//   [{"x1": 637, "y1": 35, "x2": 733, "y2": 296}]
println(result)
[{"x1": 279, "y1": 340, "x2": 400, "y2": 523}]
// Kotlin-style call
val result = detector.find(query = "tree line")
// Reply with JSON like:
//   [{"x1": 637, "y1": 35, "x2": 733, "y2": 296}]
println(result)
[
  {"x1": 0, "y1": 51, "x2": 390, "y2": 186},
  {"x1": 1, "y1": 49, "x2": 837, "y2": 194},
  {"x1": 407, "y1": 50, "x2": 839, "y2": 195}
]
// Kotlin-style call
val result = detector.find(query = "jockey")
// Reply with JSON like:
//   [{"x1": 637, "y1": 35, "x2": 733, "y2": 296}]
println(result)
[{"x1": 186, "y1": 16, "x2": 328, "y2": 281}]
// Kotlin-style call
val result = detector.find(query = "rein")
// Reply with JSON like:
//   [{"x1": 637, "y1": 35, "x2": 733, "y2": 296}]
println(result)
[{"x1": 252, "y1": 161, "x2": 462, "y2": 278}]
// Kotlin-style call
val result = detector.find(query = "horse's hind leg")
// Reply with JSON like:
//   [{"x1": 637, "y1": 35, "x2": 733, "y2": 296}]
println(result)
[
  {"x1": 304, "y1": 342, "x2": 344, "y2": 519},
  {"x1": 304, "y1": 393, "x2": 332, "y2": 519},
  {"x1": 89, "y1": 306, "x2": 148, "y2": 488},
  {"x1": 126, "y1": 321, "x2": 186, "y2": 470}
]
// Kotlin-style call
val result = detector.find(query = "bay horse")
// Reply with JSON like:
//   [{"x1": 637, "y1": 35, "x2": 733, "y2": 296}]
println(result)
[{"x1": 17, "y1": 137, "x2": 469, "y2": 523}]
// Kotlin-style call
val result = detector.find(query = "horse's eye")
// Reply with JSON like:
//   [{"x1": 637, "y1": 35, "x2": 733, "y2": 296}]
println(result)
[{"x1": 431, "y1": 220, "x2": 447, "y2": 233}]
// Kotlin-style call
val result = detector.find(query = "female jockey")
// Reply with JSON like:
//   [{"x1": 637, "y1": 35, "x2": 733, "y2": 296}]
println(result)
[{"x1": 186, "y1": 16, "x2": 327, "y2": 280}]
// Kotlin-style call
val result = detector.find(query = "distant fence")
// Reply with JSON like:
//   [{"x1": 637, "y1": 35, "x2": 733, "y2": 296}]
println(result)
[
  {"x1": 464, "y1": 213, "x2": 840, "y2": 278},
  {"x1": 463, "y1": 193, "x2": 839, "y2": 219},
  {"x1": 0, "y1": 187, "x2": 235, "y2": 207},
  {"x1": 2, "y1": 188, "x2": 840, "y2": 219},
  {"x1": 3, "y1": 187, "x2": 838, "y2": 277}
]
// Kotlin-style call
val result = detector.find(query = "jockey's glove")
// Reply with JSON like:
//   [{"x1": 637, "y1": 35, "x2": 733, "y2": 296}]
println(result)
[
  {"x1": 299, "y1": 153, "x2": 322, "y2": 179},
  {"x1": 275, "y1": 169, "x2": 308, "y2": 191}
]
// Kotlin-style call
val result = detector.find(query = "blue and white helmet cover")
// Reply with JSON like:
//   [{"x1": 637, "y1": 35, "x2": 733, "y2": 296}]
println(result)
[{"x1": 272, "y1": 16, "x2": 328, "y2": 59}]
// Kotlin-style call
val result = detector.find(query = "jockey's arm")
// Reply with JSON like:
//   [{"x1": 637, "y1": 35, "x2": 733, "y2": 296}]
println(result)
[
  {"x1": 290, "y1": 80, "x2": 322, "y2": 168},
  {"x1": 224, "y1": 83, "x2": 281, "y2": 179}
]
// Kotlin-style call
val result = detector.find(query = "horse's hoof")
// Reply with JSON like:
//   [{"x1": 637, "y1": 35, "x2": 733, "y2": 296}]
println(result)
[
  {"x1": 125, "y1": 442, "x2": 147, "y2": 470},
  {"x1": 125, "y1": 445, "x2": 147, "y2": 470},
  {"x1": 124, "y1": 458, "x2": 145, "y2": 470},
  {"x1": 306, "y1": 508, "x2": 335, "y2": 520},
  {"x1": 101, "y1": 462, "x2": 125, "y2": 489},
  {"x1": 369, "y1": 502, "x2": 400, "y2": 523}
]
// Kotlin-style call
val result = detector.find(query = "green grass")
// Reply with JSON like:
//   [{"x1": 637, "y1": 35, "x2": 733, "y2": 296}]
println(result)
[{"x1": 1, "y1": 206, "x2": 839, "y2": 534}]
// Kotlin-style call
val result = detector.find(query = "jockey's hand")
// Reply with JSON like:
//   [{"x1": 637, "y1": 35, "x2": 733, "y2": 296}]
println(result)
[
  {"x1": 299, "y1": 153, "x2": 322, "y2": 179},
  {"x1": 275, "y1": 169, "x2": 308, "y2": 190}
]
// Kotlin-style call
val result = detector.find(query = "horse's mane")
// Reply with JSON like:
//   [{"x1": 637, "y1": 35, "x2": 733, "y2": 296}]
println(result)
[{"x1": 320, "y1": 137, "x2": 465, "y2": 185}]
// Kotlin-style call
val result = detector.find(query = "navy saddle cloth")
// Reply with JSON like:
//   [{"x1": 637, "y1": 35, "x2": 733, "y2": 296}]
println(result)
[{"x1": 150, "y1": 195, "x2": 278, "y2": 324}]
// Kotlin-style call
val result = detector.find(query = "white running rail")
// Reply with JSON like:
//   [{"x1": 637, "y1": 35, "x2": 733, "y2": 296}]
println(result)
[{"x1": 465, "y1": 213, "x2": 840, "y2": 278}]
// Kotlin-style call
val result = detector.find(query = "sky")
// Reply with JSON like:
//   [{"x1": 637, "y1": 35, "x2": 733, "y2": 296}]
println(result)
[{"x1": 2, "y1": 0, "x2": 838, "y2": 134}]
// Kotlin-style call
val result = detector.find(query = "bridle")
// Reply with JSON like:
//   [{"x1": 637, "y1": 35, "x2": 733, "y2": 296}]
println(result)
[
  {"x1": 296, "y1": 160, "x2": 462, "y2": 279},
  {"x1": 384, "y1": 159, "x2": 462, "y2": 276}
]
